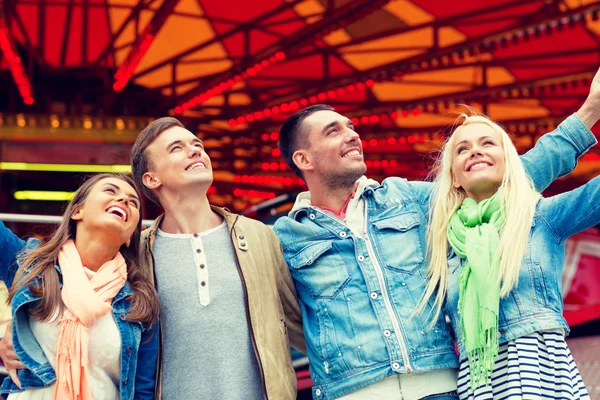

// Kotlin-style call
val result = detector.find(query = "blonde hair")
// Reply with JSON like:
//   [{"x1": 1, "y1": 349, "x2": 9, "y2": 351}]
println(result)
[{"x1": 418, "y1": 114, "x2": 541, "y2": 326}]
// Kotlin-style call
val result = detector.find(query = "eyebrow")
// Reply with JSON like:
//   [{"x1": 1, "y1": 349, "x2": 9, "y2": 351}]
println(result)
[
  {"x1": 321, "y1": 119, "x2": 354, "y2": 135},
  {"x1": 454, "y1": 136, "x2": 496, "y2": 149},
  {"x1": 104, "y1": 183, "x2": 140, "y2": 202},
  {"x1": 166, "y1": 138, "x2": 204, "y2": 150}
]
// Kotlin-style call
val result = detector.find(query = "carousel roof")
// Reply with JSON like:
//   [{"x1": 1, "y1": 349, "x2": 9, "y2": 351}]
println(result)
[{"x1": 1, "y1": 0, "x2": 600, "y2": 211}]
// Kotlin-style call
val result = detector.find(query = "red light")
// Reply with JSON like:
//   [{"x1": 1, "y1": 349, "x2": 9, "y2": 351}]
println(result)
[
  {"x1": 369, "y1": 115, "x2": 380, "y2": 124},
  {"x1": 412, "y1": 108, "x2": 420, "y2": 116},
  {"x1": 360, "y1": 116, "x2": 369, "y2": 124},
  {"x1": 388, "y1": 138, "x2": 397, "y2": 145},
  {"x1": 254, "y1": 64, "x2": 263, "y2": 72},
  {"x1": 368, "y1": 139, "x2": 378, "y2": 147},
  {"x1": 182, "y1": 103, "x2": 190, "y2": 111},
  {"x1": 228, "y1": 119, "x2": 237, "y2": 127},
  {"x1": 246, "y1": 114, "x2": 255, "y2": 122},
  {"x1": 254, "y1": 111, "x2": 264, "y2": 120},
  {"x1": 237, "y1": 116, "x2": 246, "y2": 124},
  {"x1": 408, "y1": 136, "x2": 416, "y2": 144},
  {"x1": 264, "y1": 109, "x2": 272, "y2": 117},
  {"x1": 234, "y1": 175, "x2": 241, "y2": 183},
  {"x1": 214, "y1": 87, "x2": 222, "y2": 95},
  {"x1": 227, "y1": 79, "x2": 235, "y2": 86},
  {"x1": 24, "y1": 97, "x2": 34, "y2": 105},
  {"x1": 272, "y1": 106, "x2": 281, "y2": 114},
  {"x1": 381, "y1": 160, "x2": 389, "y2": 167},
  {"x1": 234, "y1": 189, "x2": 242, "y2": 196},
  {"x1": 234, "y1": 75, "x2": 243, "y2": 82},
  {"x1": 356, "y1": 82, "x2": 366, "y2": 91},
  {"x1": 318, "y1": 93, "x2": 327, "y2": 101},
  {"x1": 300, "y1": 98, "x2": 309, "y2": 106},
  {"x1": 327, "y1": 90, "x2": 336, "y2": 99},
  {"x1": 347, "y1": 84, "x2": 356, "y2": 92},
  {"x1": 247, "y1": 68, "x2": 257, "y2": 76},
  {"x1": 261, "y1": 60, "x2": 270, "y2": 67},
  {"x1": 261, "y1": 162, "x2": 270, "y2": 171},
  {"x1": 284, "y1": 178, "x2": 293, "y2": 186},
  {"x1": 269, "y1": 55, "x2": 278, "y2": 63},
  {"x1": 281, "y1": 103, "x2": 290, "y2": 112},
  {"x1": 402, "y1": 110, "x2": 409, "y2": 117},
  {"x1": 261, "y1": 133, "x2": 270, "y2": 141},
  {"x1": 362, "y1": 139, "x2": 367, "y2": 148},
  {"x1": 270, "y1": 162, "x2": 279, "y2": 170},
  {"x1": 279, "y1": 162, "x2": 287, "y2": 170},
  {"x1": 275, "y1": 52, "x2": 286, "y2": 61},
  {"x1": 219, "y1": 82, "x2": 228, "y2": 90},
  {"x1": 309, "y1": 96, "x2": 318, "y2": 104},
  {"x1": 272, "y1": 148, "x2": 281, "y2": 157},
  {"x1": 374, "y1": 160, "x2": 381, "y2": 168},
  {"x1": 336, "y1": 88, "x2": 346, "y2": 96},
  {"x1": 399, "y1": 137, "x2": 406, "y2": 144},
  {"x1": 270, "y1": 132, "x2": 279, "y2": 141},
  {"x1": 366, "y1": 79, "x2": 375, "y2": 88},
  {"x1": 390, "y1": 160, "x2": 398, "y2": 167},
  {"x1": 391, "y1": 111, "x2": 399, "y2": 119},
  {"x1": 241, "y1": 176, "x2": 249, "y2": 183},
  {"x1": 351, "y1": 117, "x2": 359, "y2": 125},
  {"x1": 174, "y1": 106, "x2": 183, "y2": 114},
  {"x1": 290, "y1": 101, "x2": 300, "y2": 111}
]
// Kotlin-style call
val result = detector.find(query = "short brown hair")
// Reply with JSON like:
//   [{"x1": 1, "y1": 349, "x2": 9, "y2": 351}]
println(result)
[{"x1": 131, "y1": 117, "x2": 185, "y2": 205}]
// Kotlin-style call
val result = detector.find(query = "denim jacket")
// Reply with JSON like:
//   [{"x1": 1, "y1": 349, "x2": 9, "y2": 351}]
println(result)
[
  {"x1": 273, "y1": 114, "x2": 596, "y2": 399},
  {"x1": 446, "y1": 174, "x2": 600, "y2": 360},
  {"x1": 0, "y1": 221, "x2": 159, "y2": 400}
]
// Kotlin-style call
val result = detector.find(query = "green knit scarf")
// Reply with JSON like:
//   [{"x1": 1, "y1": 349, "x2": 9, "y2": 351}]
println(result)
[{"x1": 447, "y1": 192, "x2": 505, "y2": 389}]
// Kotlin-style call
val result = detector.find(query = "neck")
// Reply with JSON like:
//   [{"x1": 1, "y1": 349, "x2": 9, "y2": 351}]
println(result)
[
  {"x1": 74, "y1": 231, "x2": 121, "y2": 272},
  {"x1": 466, "y1": 189, "x2": 497, "y2": 204},
  {"x1": 309, "y1": 180, "x2": 357, "y2": 211},
  {"x1": 159, "y1": 187, "x2": 223, "y2": 234}
]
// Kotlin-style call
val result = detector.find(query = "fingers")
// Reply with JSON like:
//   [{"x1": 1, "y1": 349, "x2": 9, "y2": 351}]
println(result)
[{"x1": 7, "y1": 368, "x2": 21, "y2": 389}]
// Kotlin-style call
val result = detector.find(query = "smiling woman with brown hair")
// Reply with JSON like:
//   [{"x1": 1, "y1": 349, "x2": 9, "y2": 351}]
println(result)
[{"x1": 0, "y1": 173, "x2": 160, "y2": 400}]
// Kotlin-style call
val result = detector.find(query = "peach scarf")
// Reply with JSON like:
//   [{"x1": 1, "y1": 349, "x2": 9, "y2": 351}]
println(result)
[{"x1": 54, "y1": 239, "x2": 127, "y2": 400}]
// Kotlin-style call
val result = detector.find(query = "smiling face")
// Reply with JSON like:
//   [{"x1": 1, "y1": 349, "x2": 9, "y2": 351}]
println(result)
[
  {"x1": 142, "y1": 126, "x2": 213, "y2": 200},
  {"x1": 294, "y1": 110, "x2": 366, "y2": 189},
  {"x1": 451, "y1": 122, "x2": 506, "y2": 202},
  {"x1": 71, "y1": 177, "x2": 141, "y2": 245}
]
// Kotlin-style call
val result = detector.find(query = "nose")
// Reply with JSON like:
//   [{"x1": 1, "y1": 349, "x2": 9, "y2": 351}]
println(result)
[
  {"x1": 114, "y1": 194, "x2": 131, "y2": 206},
  {"x1": 469, "y1": 145, "x2": 483, "y2": 158},
  {"x1": 187, "y1": 143, "x2": 201, "y2": 158},
  {"x1": 345, "y1": 127, "x2": 360, "y2": 143}
]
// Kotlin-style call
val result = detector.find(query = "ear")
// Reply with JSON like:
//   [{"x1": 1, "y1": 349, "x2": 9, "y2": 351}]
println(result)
[
  {"x1": 142, "y1": 171, "x2": 161, "y2": 191},
  {"x1": 71, "y1": 206, "x2": 83, "y2": 221},
  {"x1": 452, "y1": 172, "x2": 461, "y2": 189},
  {"x1": 292, "y1": 149, "x2": 313, "y2": 174}
]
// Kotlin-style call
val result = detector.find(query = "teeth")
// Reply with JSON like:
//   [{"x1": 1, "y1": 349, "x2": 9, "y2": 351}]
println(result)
[
  {"x1": 186, "y1": 162, "x2": 205, "y2": 170},
  {"x1": 107, "y1": 206, "x2": 126, "y2": 221},
  {"x1": 469, "y1": 162, "x2": 489, "y2": 171},
  {"x1": 343, "y1": 150, "x2": 360, "y2": 158}
]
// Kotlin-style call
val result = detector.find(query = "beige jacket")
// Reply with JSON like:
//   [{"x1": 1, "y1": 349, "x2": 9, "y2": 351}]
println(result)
[{"x1": 140, "y1": 206, "x2": 305, "y2": 399}]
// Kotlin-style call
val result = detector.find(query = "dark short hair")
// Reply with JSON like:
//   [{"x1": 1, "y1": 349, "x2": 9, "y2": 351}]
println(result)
[
  {"x1": 278, "y1": 104, "x2": 333, "y2": 179},
  {"x1": 131, "y1": 117, "x2": 185, "y2": 205}
]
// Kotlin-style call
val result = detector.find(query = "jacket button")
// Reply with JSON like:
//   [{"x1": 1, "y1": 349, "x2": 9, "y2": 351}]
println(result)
[
  {"x1": 383, "y1": 330, "x2": 391, "y2": 337},
  {"x1": 123, "y1": 379, "x2": 128, "y2": 386},
  {"x1": 120, "y1": 314, "x2": 126, "y2": 321},
  {"x1": 339, "y1": 231, "x2": 347, "y2": 237},
  {"x1": 392, "y1": 362, "x2": 400, "y2": 370},
  {"x1": 315, "y1": 388, "x2": 322, "y2": 396},
  {"x1": 309, "y1": 214, "x2": 316, "y2": 220},
  {"x1": 193, "y1": 233, "x2": 198, "y2": 238},
  {"x1": 357, "y1": 255, "x2": 365, "y2": 261},
  {"x1": 240, "y1": 242, "x2": 246, "y2": 247},
  {"x1": 196, "y1": 249, "x2": 202, "y2": 253},
  {"x1": 200, "y1": 264, "x2": 205, "y2": 269},
  {"x1": 370, "y1": 292, "x2": 378, "y2": 299},
  {"x1": 239, "y1": 235, "x2": 244, "y2": 239},
  {"x1": 127, "y1": 346, "x2": 133, "y2": 354}
]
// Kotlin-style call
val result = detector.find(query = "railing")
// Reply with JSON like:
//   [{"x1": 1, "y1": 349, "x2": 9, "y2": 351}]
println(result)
[{"x1": 0, "y1": 213, "x2": 155, "y2": 227}]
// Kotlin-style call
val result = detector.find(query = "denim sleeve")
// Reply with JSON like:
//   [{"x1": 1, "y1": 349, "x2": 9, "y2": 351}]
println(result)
[
  {"x1": 540, "y1": 174, "x2": 600, "y2": 242},
  {"x1": 133, "y1": 321, "x2": 159, "y2": 400},
  {"x1": 521, "y1": 113, "x2": 597, "y2": 192},
  {"x1": 0, "y1": 220, "x2": 26, "y2": 286}
]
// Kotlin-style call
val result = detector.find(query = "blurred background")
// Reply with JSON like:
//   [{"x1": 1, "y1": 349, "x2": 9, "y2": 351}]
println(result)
[{"x1": 1, "y1": 0, "x2": 600, "y2": 397}]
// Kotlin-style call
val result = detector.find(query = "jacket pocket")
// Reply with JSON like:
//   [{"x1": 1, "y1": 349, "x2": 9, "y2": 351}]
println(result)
[
  {"x1": 289, "y1": 240, "x2": 350, "y2": 299},
  {"x1": 371, "y1": 211, "x2": 425, "y2": 274}
]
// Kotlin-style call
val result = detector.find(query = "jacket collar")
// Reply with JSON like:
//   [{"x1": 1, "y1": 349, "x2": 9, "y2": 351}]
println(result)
[{"x1": 289, "y1": 176, "x2": 379, "y2": 220}]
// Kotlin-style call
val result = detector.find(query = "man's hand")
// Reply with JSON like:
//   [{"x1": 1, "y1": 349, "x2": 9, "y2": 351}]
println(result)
[
  {"x1": 577, "y1": 67, "x2": 600, "y2": 129},
  {"x1": 0, "y1": 322, "x2": 24, "y2": 388}
]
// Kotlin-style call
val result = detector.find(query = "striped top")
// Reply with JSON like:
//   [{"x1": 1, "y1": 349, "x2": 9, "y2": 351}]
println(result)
[{"x1": 457, "y1": 330, "x2": 589, "y2": 400}]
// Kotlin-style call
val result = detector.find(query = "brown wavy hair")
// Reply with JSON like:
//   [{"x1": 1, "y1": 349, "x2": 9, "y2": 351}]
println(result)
[{"x1": 8, "y1": 173, "x2": 160, "y2": 328}]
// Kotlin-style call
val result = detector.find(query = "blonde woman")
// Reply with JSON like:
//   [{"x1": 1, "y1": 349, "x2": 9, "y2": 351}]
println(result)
[{"x1": 422, "y1": 114, "x2": 596, "y2": 399}]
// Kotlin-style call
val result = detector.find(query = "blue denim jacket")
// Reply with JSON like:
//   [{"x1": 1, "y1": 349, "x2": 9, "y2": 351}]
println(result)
[
  {"x1": 0, "y1": 222, "x2": 158, "y2": 400},
  {"x1": 446, "y1": 174, "x2": 600, "y2": 360},
  {"x1": 274, "y1": 114, "x2": 596, "y2": 400}
]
